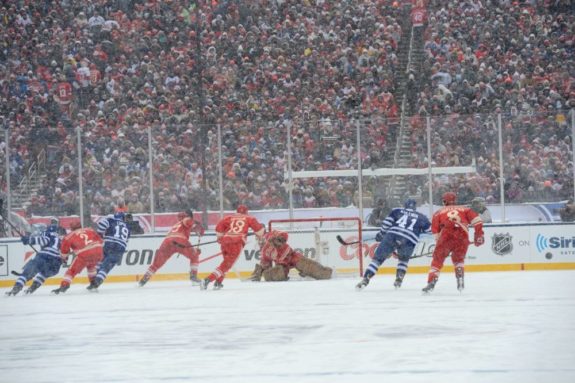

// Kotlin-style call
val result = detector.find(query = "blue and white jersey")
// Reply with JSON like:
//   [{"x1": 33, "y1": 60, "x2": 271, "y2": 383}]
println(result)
[
  {"x1": 97, "y1": 216, "x2": 130, "y2": 252},
  {"x1": 29, "y1": 230, "x2": 61, "y2": 259},
  {"x1": 378, "y1": 207, "x2": 431, "y2": 246}
]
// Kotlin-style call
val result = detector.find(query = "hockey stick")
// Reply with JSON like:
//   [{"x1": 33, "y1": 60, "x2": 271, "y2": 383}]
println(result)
[
  {"x1": 336, "y1": 235, "x2": 361, "y2": 246},
  {"x1": 172, "y1": 239, "x2": 218, "y2": 248},
  {"x1": 172, "y1": 232, "x2": 257, "y2": 249}
]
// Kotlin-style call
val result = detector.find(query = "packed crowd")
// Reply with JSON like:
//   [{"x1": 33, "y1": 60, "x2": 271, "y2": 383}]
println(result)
[
  {"x1": 1, "y1": 0, "x2": 404, "y2": 217},
  {"x1": 404, "y1": 0, "x2": 574, "y2": 204},
  {"x1": 0, "y1": 0, "x2": 573, "y2": 221}
]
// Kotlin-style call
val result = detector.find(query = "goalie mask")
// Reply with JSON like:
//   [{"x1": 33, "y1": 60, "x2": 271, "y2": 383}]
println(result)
[{"x1": 270, "y1": 230, "x2": 288, "y2": 247}]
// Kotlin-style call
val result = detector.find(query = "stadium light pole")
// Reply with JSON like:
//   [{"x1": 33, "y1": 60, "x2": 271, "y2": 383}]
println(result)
[
  {"x1": 3, "y1": 127, "x2": 11, "y2": 231},
  {"x1": 572, "y1": 109, "x2": 575, "y2": 201},
  {"x1": 147, "y1": 125, "x2": 155, "y2": 232},
  {"x1": 194, "y1": 6, "x2": 208, "y2": 228},
  {"x1": 286, "y1": 123, "x2": 294, "y2": 221},
  {"x1": 497, "y1": 113, "x2": 506, "y2": 223},
  {"x1": 356, "y1": 113, "x2": 364, "y2": 223},
  {"x1": 426, "y1": 116, "x2": 433, "y2": 218},
  {"x1": 217, "y1": 123, "x2": 224, "y2": 219},
  {"x1": 76, "y1": 127, "x2": 84, "y2": 227}
]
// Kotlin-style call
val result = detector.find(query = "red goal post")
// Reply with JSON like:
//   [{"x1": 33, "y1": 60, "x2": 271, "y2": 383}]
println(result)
[{"x1": 268, "y1": 217, "x2": 364, "y2": 277}]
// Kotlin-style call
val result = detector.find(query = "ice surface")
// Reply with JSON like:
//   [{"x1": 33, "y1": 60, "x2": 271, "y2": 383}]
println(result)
[{"x1": 1, "y1": 271, "x2": 575, "y2": 383}]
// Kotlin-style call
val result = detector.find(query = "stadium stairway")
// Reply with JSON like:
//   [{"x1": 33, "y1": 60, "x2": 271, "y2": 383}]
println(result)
[{"x1": 385, "y1": 20, "x2": 426, "y2": 205}]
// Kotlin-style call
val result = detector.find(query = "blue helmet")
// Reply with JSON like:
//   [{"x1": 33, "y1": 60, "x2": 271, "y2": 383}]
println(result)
[
  {"x1": 114, "y1": 212, "x2": 126, "y2": 221},
  {"x1": 404, "y1": 199, "x2": 417, "y2": 210},
  {"x1": 47, "y1": 218, "x2": 59, "y2": 232}
]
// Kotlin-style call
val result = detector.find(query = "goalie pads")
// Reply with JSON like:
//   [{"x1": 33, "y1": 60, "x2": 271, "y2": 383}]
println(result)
[
  {"x1": 295, "y1": 257, "x2": 333, "y2": 280},
  {"x1": 248, "y1": 264, "x2": 264, "y2": 282},
  {"x1": 262, "y1": 265, "x2": 289, "y2": 281}
]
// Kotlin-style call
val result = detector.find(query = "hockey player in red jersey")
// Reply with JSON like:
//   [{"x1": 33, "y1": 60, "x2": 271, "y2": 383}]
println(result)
[
  {"x1": 201, "y1": 205, "x2": 265, "y2": 290},
  {"x1": 422, "y1": 191, "x2": 484, "y2": 293},
  {"x1": 139, "y1": 209, "x2": 204, "y2": 286},
  {"x1": 52, "y1": 221, "x2": 104, "y2": 294},
  {"x1": 248, "y1": 230, "x2": 332, "y2": 281}
]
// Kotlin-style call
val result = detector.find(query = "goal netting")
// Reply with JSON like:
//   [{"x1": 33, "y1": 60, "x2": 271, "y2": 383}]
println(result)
[{"x1": 268, "y1": 217, "x2": 364, "y2": 278}]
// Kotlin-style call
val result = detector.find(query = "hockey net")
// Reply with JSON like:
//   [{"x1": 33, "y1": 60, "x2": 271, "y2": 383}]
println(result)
[{"x1": 268, "y1": 217, "x2": 364, "y2": 278}]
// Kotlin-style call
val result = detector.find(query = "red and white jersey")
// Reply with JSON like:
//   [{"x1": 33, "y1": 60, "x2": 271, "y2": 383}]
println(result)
[
  {"x1": 216, "y1": 213, "x2": 264, "y2": 244},
  {"x1": 61, "y1": 227, "x2": 103, "y2": 257},
  {"x1": 432, "y1": 206, "x2": 482, "y2": 238},
  {"x1": 260, "y1": 232, "x2": 302, "y2": 268},
  {"x1": 165, "y1": 217, "x2": 205, "y2": 241}
]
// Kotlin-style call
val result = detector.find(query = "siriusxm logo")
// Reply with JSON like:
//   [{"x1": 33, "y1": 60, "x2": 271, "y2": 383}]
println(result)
[{"x1": 536, "y1": 234, "x2": 575, "y2": 252}]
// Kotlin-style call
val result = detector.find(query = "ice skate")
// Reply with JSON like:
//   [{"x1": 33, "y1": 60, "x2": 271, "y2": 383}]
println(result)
[
  {"x1": 394, "y1": 270, "x2": 406, "y2": 289},
  {"x1": 200, "y1": 278, "x2": 210, "y2": 290},
  {"x1": 5, "y1": 285, "x2": 23, "y2": 296},
  {"x1": 422, "y1": 278, "x2": 437, "y2": 294},
  {"x1": 213, "y1": 281, "x2": 223, "y2": 290},
  {"x1": 51, "y1": 285, "x2": 70, "y2": 295},
  {"x1": 87, "y1": 279, "x2": 101, "y2": 292},
  {"x1": 25, "y1": 281, "x2": 41, "y2": 295},
  {"x1": 138, "y1": 275, "x2": 150, "y2": 287},
  {"x1": 355, "y1": 277, "x2": 369, "y2": 291},
  {"x1": 457, "y1": 277, "x2": 464, "y2": 292},
  {"x1": 455, "y1": 267, "x2": 464, "y2": 292},
  {"x1": 190, "y1": 272, "x2": 201, "y2": 285}
]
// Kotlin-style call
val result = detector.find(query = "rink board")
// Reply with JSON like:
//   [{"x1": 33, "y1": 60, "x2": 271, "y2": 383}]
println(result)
[{"x1": 0, "y1": 222, "x2": 574, "y2": 287}]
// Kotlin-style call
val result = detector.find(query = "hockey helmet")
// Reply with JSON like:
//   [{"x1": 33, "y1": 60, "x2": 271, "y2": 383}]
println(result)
[
  {"x1": 404, "y1": 199, "x2": 417, "y2": 210},
  {"x1": 442, "y1": 192, "x2": 457, "y2": 206},
  {"x1": 270, "y1": 230, "x2": 288, "y2": 245},
  {"x1": 69, "y1": 220, "x2": 82, "y2": 231},
  {"x1": 177, "y1": 208, "x2": 194, "y2": 221},
  {"x1": 47, "y1": 218, "x2": 59, "y2": 232},
  {"x1": 471, "y1": 197, "x2": 485, "y2": 209},
  {"x1": 114, "y1": 211, "x2": 126, "y2": 221},
  {"x1": 236, "y1": 204, "x2": 248, "y2": 214}
]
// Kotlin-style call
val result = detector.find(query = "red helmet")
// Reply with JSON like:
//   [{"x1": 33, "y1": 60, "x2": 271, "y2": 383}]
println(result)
[
  {"x1": 69, "y1": 220, "x2": 82, "y2": 231},
  {"x1": 236, "y1": 204, "x2": 248, "y2": 214},
  {"x1": 442, "y1": 192, "x2": 457, "y2": 206},
  {"x1": 178, "y1": 209, "x2": 194, "y2": 220}
]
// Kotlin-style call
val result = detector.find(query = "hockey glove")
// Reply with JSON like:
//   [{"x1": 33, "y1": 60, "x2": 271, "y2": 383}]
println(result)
[
  {"x1": 375, "y1": 232, "x2": 384, "y2": 242},
  {"x1": 21, "y1": 235, "x2": 30, "y2": 245},
  {"x1": 474, "y1": 232, "x2": 485, "y2": 247}
]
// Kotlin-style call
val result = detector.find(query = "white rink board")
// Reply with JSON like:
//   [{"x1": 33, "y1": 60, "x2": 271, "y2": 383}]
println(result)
[{"x1": 1, "y1": 223, "x2": 574, "y2": 283}]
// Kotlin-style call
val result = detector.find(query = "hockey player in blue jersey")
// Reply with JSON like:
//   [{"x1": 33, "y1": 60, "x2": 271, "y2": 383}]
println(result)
[
  {"x1": 87, "y1": 212, "x2": 130, "y2": 291},
  {"x1": 356, "y1": 199, "x2": 431, "y2": 290},
  {"x1": 5, "y1": 221, "x2": 64, "y2": 296}
]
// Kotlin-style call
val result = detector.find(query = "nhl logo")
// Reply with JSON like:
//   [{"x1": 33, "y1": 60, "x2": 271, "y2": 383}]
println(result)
[{"x1": 491, "y1": 233, "x2": 513, "y2": 256}]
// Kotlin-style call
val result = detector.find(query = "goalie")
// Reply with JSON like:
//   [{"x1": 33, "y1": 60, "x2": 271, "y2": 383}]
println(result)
[{"x1": 249, "y1": 230, "x2": 333, "y2": 282}]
